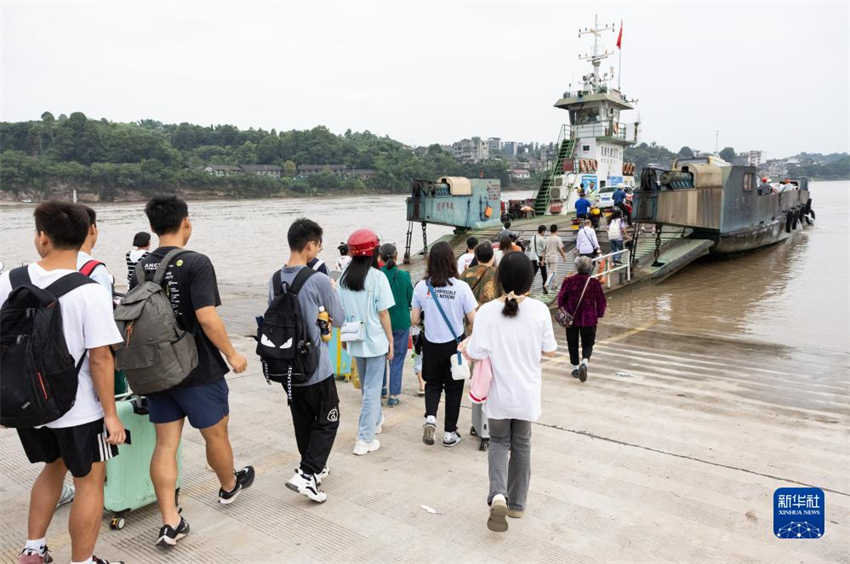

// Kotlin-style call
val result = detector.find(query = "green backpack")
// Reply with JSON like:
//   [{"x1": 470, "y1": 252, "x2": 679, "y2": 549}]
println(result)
[{"x1": 113, "y1": 249, "x2": 198, "y2": 394}]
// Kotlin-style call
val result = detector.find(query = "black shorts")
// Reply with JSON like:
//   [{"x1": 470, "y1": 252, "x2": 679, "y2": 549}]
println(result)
[
  {"x1": 17, "y1": 419, "x2": 117, "y2": 478},
  {"x1": 422, "y1": 338, "x2": 459, "y2": 383}
]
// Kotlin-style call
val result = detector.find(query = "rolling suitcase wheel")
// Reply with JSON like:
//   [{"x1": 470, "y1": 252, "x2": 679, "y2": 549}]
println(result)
[
  {"x1": 110, "y1": 517, "x2": 126, "y2": 530},
  {"x1": 470, "y1": 425, "x2": 478, "y2": 437},
  {"x1": 479, "y1": 438, "x2": 489, "y2": 452}
]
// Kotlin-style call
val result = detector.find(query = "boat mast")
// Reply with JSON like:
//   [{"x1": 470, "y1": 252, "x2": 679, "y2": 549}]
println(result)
[{"x1": 578, "y1": 13, "x2": 615, "y2": 90}]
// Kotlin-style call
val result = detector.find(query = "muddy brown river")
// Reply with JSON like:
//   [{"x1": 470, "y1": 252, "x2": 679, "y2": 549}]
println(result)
[{"x1": 1, "y1": 181, "x2": 847, "y2": 353}]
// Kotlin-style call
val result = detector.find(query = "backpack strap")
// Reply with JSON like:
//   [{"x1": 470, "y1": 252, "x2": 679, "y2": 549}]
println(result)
[
  {"x1": 79, "y1": 259, "x2": 104, "y2": 277},
  {"x1": 287, "y1": 267, "x2": 316, "y2": 295},
  {"x1": 9, "y1": 266, "x2": 31, "y2": 288},
  {"x1": 44, "y1": 272, "x2": 96, "y2": 299},
  {"x1": 152, "y1": 248, "x2": 191, "y2": 285},
  {"x1": 272, "y1": 269, "x2": 283, "y2": 298}
]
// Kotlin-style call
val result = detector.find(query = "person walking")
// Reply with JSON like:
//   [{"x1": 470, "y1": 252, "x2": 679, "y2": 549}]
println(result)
[
  {"x1": 380, "y1": 243, "x2": 413, "y2": 407},
  {"x1": 527, "y1": 225, "x2": 548, "y2": 293},
  {"x1": 462, "y1": 252, "x2": 557, "y2": 532},
  {"x1": 411, "y1": 241, "x2": 477, "y2": 447},
  {"x1": 576, "y1": 219, "x2": 601, "y2": 258},
  {"x1": 269, "y1": 218, "x2": 345, "y2": 503},
  {"x1": 125, "y1": 231, "x2": 151, "y2": 288},
  {"x1": 556, "y1": 256, "x2": 607, "y2": 382},
  {"x1": 543, "y1": 224, "x2": 567, "y2": 291},
  {"x1": 575, "y1": 191, "x2": 591, "y2": 220},
  {"x1": 337, "y1": 229, "x2": 395, "y2": 456},
  {"x1": 456, "y1": 236, "x2": 478, "y2": 275},
  {"x1": 459, "y1": 241, "x2": 502, "y2": 450},
  {"x1": 135, "y1": 196, "x2": 254, "y2": 547},
  {"x1": 2, "y1": 202, "x2": 126, "y2": 564},
  {"x1": 607, "y1": 210, "x2": 626, "y2": 264}
]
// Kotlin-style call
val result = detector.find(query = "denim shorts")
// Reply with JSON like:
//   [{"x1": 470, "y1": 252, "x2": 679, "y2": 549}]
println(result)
[{"x1": 147, "y1": 378, "x2": 230, "y2": 429}]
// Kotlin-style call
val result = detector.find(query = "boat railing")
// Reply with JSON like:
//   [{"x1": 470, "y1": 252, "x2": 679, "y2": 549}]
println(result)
[{"x1": 532, "y1": 248, "x2": 631, "y2": 297}]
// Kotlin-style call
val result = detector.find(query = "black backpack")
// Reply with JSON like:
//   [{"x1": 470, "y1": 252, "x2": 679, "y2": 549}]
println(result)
[
  {"x1": 256, "y1": 268, "x2": 318, "y2": 398},
  {"x1": 0, "y1": 267, "x2": 96, "y2": 428}
]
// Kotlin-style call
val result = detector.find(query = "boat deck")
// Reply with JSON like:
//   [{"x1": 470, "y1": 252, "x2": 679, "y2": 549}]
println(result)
[{"x1": 0, "y1": 329, "x2": 845, "y2": 562}]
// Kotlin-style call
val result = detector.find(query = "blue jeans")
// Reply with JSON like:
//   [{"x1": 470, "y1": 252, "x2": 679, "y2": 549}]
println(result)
[
  {"x1": 610, "y1": 239, "x2": 624, "y2": 262},
  {"x1": 355, "y1": 356, "x2": 385, "y2": 442},
  {"x1": 388, "y1": 329, "x2": 410, "y2": 396}
]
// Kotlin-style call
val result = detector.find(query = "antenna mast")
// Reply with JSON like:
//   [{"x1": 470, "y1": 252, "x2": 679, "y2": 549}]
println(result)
[{"x1": 578, "y1": 13, "x2": 616, "y2": 89}]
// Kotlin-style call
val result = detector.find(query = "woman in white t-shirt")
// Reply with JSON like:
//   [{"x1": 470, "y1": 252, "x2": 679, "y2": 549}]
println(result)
[
  {"x1": 411, "y1": 241, "x2": 477, "y2": 448},
  {"x1": 463, "y1": 252, "x2": 557, "y2": 533}
]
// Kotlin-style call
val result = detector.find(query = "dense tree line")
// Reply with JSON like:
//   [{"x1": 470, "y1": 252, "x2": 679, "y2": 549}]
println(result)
[{"x1": 0, "y1": 112, "x2": 510, "y2": 199}]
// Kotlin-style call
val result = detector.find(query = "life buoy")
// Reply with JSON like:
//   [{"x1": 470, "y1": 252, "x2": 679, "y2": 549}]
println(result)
[{"x1": 597, "y1": 257, "x2": 607, "y2": 284}]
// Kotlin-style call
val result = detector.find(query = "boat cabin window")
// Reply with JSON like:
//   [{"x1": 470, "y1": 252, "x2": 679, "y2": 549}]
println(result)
[
  {"x1": 582, "y1": 145, "x2": 591, "y2": 152},
  {"x1": 743, "y1": 173, "x2": 754, "y2": 191}
]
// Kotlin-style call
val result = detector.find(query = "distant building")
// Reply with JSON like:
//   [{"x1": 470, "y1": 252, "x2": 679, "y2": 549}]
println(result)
[
  {"x1": 501, "y1": 141, "x2": 518, "y2": 158},
  {"x1": 452, "y1": 137, "x2": 489, "y2": 163},
  {"x1": 487, "y1": 137, "x2": 501, "y2": 155},
  {"x1": 204, "y1": 165, "x2": 242, "y2": 177},
  {"x1": 297, "y1": 164, "x2": 377, "y2": 179},
  {"x1": 298, "y1": 164, "x2": 348, "y2": 175},
  {"x1": 735, "y1": 150, "x2": 763, "y2": 167},
  {"x1": 241, "y1": 164, "x2": 282, "y2": 178}
]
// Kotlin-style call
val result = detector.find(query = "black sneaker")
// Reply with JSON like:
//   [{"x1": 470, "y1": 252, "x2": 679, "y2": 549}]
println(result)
[
  {"x1": 156, "y1": 517, "x2": 190, "y2": 548},
  {"x1": 578, "y1": 363, "x2": 588, "y2": 383},
  {"x1": 93, "y1": 556, "x2": 125, "y2": 564},
  {"x1": 218, "y1": 465, "x2": 256, "y2": 505}
]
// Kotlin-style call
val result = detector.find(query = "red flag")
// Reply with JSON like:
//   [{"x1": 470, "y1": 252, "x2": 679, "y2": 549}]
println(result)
[{"x1": 616, "y1": 21, "x2": 623, "y2": 49}]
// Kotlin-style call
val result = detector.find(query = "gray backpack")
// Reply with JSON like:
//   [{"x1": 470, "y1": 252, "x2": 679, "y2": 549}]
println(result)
[{"x1": 113, "y1": 248, "x2": 198, "y2": 394}]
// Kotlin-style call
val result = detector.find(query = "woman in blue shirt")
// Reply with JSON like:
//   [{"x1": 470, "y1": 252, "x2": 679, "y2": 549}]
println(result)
[{"x1": 337, "y1": 229, "x2": 395, "y2": 456}]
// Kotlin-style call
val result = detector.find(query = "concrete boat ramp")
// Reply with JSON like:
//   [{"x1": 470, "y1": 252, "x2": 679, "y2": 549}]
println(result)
[{"x1": 1, "y1": 326, "x2": 847, "y2": 563}]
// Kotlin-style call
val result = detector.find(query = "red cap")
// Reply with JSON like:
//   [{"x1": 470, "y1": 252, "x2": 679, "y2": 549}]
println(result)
[{"x1": 347, "y1": 229, "x2": 379, "y2": 257}]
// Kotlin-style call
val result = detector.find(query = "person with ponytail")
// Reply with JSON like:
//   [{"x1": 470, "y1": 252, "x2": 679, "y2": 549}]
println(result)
[
  {"x1": 462, "y1": 252, "x2": 557, "y2": 533},
  {"x1": 379, "y1": 243, "x2": 413, "y2": 407}
]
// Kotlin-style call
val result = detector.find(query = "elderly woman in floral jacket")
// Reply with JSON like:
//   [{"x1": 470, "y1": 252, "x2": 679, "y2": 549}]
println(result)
[{"x1": 556, "y1": 256, "x2": 606, "y2": 382}]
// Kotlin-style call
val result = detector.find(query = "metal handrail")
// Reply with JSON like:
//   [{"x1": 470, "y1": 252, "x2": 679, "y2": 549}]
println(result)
[{"x1": 591, "y1": 249, "x2": 631, "y2": 288}]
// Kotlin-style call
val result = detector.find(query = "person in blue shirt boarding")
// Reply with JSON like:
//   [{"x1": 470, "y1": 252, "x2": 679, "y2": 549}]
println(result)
[
  {"x1": 337, "y1": 229, "x2": 396, "y2": 456},
  {"x1": 575, "y1": 191, "x2": 591, "y2": 220},
  {"x1": 411, "y1": 241, "x2": 477, "y2": 448},
  {"x1": 612, "y1": 185, "x2": 631, "y2": 225}
]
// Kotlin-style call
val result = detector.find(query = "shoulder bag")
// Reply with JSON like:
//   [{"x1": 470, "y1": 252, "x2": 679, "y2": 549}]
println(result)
[{"x1": 555, "y1": 276, "x2": 592, "y2": 328}]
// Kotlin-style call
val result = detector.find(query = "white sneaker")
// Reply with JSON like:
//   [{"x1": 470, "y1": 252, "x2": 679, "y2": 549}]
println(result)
[
  {"x1": 375, "y1": 414, "x2": 385, "y2": 435},
  {"x1": 56, "y1": 483, "x2": 75, "y2": 507},
  {"x1": 285, "y1": 469, "x2": 327, "y2": 503},
  {"x1": 315, "y1": 466, "x2": 329, "y2": 485},
  {"x1": 442, "y1": 431, "x2": 462, "y2": 447},
  {"x1": 352, "y1": 439, "x2": 380, "y2": 455},
  {"x1": 488, "y1": 494, "x2": 508, "y2": 532}
]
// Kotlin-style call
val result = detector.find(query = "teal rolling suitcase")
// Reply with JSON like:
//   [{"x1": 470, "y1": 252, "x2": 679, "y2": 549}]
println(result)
[{"x1": 104, "y1": 394, "x2": 182, "y2": 530}]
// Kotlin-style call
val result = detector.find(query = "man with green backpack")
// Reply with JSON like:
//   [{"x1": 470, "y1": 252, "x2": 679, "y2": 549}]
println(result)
[{"x1": 124, "y1": 196, "x2": 254, "y2": 548}]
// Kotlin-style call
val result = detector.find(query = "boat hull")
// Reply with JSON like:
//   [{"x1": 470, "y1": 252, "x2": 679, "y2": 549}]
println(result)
[{"x1": 709, "y1": 217, "x2": 803, "y2": 255}]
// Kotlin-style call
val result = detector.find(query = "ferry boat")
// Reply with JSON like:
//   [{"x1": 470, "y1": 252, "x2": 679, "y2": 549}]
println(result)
[
  {"x1": 632, "y1": 156, "x2": 814, "y2": 255},
  {"x1": 533, "y1": 14, "x2": 639, "y2": 216}
]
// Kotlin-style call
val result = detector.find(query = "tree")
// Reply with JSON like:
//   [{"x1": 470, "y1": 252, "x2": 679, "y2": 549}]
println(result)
[
  {"x1": 719, "y1": 147, "x2": 736, "y2": 163},
  {"x1": 677, "y1": 146, "x2": 694, "y2": 158},
  {"x1": 257, "y1": 136, "x2": 281, "y2": 164}
]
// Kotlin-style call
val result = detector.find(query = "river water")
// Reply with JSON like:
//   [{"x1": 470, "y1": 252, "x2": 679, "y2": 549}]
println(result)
[{"x1": 1, "y1": 182, "x2": 847, "y2": 353}]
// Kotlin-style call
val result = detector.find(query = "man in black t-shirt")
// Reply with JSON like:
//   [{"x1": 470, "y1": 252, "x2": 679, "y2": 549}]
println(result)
[{"x1": 136, "y1": 196, "x2": 255, "y2": 549}]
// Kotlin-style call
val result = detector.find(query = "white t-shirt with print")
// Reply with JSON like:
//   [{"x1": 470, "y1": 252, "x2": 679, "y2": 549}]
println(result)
[
  {"x1": 412, "y1": 278, "x2": 477, "y2": 344},
  {"x1": 0, "y1": 264, "x2": 123, "y2": 429},
  {"x1": 466, "y1": 297, "x2": 557, "y2": 421}
]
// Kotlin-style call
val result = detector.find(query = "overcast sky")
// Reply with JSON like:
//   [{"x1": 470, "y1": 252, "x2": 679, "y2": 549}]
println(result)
[{"x1": 1, "y1": 0, "x2": 847, "y2": 159}]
